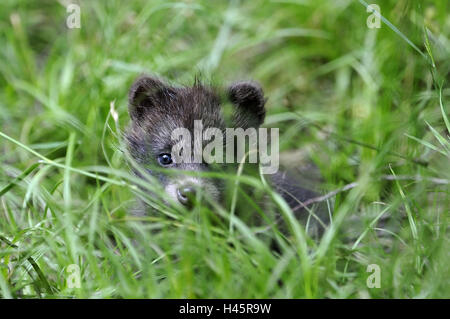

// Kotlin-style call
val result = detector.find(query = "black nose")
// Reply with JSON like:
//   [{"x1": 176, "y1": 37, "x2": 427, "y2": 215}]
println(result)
[{"x1": 177, "y1": 186, "x2": 196, "y2": 207}]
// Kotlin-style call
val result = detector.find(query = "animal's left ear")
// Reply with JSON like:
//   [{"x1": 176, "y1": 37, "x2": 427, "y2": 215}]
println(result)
[
  {"x1": 128, "y1": 75, "x2": 174, "y2": 122},
  {"x1": 227, "y1": 81, "x2": 266, "y2": 129}
]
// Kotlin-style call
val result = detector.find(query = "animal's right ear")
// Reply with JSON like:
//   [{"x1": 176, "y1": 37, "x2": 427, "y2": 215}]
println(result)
[
  {"x1": 227, "y1": 81, "x2": 267, "y2": 129},
  {"x1": 128, "y1": 75, "x2": 172, "y2": 121}
]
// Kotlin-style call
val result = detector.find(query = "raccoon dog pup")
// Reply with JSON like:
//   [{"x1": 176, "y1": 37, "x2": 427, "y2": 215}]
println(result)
[{"x1": 125, "y1": 75, "x2": 328, "y2": 237}]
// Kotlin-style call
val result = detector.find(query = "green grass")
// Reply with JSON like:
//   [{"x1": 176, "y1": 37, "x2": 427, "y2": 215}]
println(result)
[{"x1": 0, "y1": 0, "x2": 449, "y2": 298}]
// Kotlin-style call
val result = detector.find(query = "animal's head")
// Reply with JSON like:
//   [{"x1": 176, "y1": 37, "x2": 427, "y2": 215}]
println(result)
[{"x1": 125, "y1": 75, "x2": 266, "y2": 208}]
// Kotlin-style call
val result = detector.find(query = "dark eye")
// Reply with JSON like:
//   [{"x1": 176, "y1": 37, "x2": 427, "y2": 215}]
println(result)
[{"x1": 157, "y1": 153, "x2": 173, "y2": 166}]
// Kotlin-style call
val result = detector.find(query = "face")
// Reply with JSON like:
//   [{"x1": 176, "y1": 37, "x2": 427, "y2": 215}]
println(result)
[{"x1": 126, "y1": 76, "x2": 266, "y2": 209}]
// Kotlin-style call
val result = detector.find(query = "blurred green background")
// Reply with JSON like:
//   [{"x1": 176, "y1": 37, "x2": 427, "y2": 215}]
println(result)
[{"x1": 0, "y1": 0, "x2": 448, "y2": 298}]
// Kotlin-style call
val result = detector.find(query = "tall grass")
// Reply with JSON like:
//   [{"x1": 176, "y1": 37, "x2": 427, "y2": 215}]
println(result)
[{"x1": 0, "y1": 0, "x2": 448, "y2": 298}]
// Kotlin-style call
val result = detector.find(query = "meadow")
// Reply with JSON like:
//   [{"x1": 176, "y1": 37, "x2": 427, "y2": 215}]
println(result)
[{"x1": 0, "y1": 0, "x2": 449, "y2": 298}]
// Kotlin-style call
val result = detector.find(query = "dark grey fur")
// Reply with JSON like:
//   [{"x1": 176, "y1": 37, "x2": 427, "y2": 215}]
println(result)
[{"x1": 125, "y1": 75, "x2": 329, "y2": 236}]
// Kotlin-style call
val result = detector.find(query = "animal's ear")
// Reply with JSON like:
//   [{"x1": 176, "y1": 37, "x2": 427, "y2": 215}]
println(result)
[
  {"x1": 128, "y1": 75, "x2": 173, "y2": 121},
  {"x1": 227, "y1": 81, "x2": 266, "y2": 129}
]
